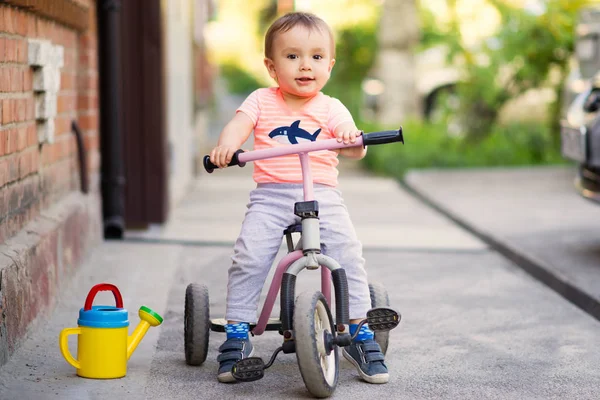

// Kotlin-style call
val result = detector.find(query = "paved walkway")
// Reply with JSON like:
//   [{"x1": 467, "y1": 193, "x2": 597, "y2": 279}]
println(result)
[
  {"x1": 1, "y1": 163, "x2": 599, "y2": 399},
  {"x1": 405, "y1": 165, "x2": 600, "y2": 319}
]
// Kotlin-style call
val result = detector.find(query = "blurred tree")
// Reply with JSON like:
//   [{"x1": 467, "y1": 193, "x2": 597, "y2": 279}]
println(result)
[
  {"x1": 258, "y1": 0, "x2": 279, "y2": 38},
  {"x1": 309, "y1": 0, "x2": 381, "y2": 120},
  {"x1": 326, "y1": 23, "x2": 379, "y2": 118},
  {"x1": 373, "y1": 0, "x2": 422, "y2": 125}
]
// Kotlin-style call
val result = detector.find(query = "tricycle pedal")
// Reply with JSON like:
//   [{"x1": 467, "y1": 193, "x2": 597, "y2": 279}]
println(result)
[
  {"x1": 367, "y1": 307, "x2": 401, "y2": 332},
  {"x1": 232, "y1": 357, "x2": 265, "y2": 382}
]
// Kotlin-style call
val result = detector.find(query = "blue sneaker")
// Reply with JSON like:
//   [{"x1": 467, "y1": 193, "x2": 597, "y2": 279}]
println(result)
[
  {"x1": 342, "y1": 339, "x2": 389, "y2": 384},
  {"x1": 217, "y1": 338, "x2": 255, "y2": 383}
]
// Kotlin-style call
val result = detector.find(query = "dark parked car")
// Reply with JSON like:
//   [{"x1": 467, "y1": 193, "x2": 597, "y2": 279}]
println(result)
[{"x1": 561, "y1": 6, "x2": 600, "y2": 202}]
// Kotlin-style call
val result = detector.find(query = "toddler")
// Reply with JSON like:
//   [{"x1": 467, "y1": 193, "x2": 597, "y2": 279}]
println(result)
[{"x1": 209, "y1": 11, "x2": 389, "y2": 384}]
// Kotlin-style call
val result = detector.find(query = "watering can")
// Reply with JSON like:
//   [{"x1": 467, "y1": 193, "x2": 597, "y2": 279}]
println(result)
[{"x1": 59, "y1": 283, "x2": 163, "y2": 379}]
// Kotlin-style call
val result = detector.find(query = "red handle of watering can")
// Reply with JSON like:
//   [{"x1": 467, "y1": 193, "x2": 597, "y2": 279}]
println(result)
[{"x1": 84, "y1": 283, "x2": 124, "y2": 311}]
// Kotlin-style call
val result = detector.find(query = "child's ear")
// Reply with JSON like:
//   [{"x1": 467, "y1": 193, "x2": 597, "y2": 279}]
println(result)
[
  {"x1": 264, "y1": 58, "x2": 277, "y2": 79},
  {"x1": 329, "y1": 58, "x2": 336, "y2": 72}
]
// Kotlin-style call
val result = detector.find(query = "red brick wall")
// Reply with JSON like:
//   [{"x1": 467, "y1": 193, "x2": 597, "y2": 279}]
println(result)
[
  {"x1": 0, "y1": 1, "x2": 102, "y2": 363},
  {"x1": 0, "y1": 1, "x2": 100, "y2": 243}
]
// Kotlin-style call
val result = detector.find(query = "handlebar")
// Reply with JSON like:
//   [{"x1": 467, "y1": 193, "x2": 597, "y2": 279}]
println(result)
[
  {"x1": 203, "y1": 149, "x2": 246, "y2": 173},
  {"x1": 203, "y1": 127, "x2": 403, "y2": 173},
  {"x1": 362, "y1": 129, "x2": 404, "y2": 146}
]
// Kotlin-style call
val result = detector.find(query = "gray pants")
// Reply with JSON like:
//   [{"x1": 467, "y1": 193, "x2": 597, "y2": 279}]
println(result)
[{"x1": 226, "y1": 183, "x2": 371, "y2": 323}]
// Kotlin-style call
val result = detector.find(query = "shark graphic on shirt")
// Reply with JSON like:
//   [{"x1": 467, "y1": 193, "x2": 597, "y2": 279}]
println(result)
[{"x1": 268, "y1": 120, "x2": 321, "y2": 145}]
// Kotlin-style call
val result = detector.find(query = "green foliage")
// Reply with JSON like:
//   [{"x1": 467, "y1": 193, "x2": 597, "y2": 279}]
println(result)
[
  {"x1": 362, "y1": 1, "x2": 593, "y2": 177},
  {"x1": 450, "y1": 0, "x2": 594, "y2": 142},
  {"x1": 324, "y1": 24, "x2": 379, "y2": 117},
  {"x1": 220, "y1": 62, "x2": 263, "y2": 95},
  {"x1": 419, "y1": 7, "x2": 445, "y2": 49},
  {"x1": 361, "y1": 119, "x2": 565, "y2": 178},
  {"x1": 418, "y1": 5, "x2": 462, "y2": 53}
]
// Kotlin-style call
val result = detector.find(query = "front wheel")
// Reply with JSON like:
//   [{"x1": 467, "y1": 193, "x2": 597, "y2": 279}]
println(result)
[
  {"x1": 184, "y1": 283, "x2": 210, "y2": 366},
  {"x1": 294, "y1": 291, "x2": 339, "y2": 398},
  {"x1": 369, "y1": 282, "x2": 390, "y2": 355}
]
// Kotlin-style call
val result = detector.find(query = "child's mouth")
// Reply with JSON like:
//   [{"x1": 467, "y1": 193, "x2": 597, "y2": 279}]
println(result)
[{"x1": 296, "y1": 77, "x2": 315, "y2": 86}]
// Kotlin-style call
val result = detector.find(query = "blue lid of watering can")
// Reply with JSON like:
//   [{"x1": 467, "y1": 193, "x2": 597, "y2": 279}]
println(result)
[
  {"x1": 78, "y1": 305, "x2": 129, "y2": 328},
  {"x1": 77, "y1": 283, "x2": 129, "y2": 328}
]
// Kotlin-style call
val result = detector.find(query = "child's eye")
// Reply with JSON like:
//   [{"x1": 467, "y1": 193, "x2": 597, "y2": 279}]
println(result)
[
  {"x1": 313, "y1": 55, "x2": 323, "y2": 60},
  {"x1": 287, "y1": 54, "x2": 297, "y2": 60}
]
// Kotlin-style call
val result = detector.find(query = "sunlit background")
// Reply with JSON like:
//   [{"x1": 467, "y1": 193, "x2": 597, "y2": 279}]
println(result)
[{"x1": 201, "y1": 0, "x2": 599, "y2": 179}]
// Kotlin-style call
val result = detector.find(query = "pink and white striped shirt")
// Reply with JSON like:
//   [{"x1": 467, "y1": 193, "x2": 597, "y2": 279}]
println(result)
[{"x1": 237, "y1": 87, "x2": 354, "y2": 187}]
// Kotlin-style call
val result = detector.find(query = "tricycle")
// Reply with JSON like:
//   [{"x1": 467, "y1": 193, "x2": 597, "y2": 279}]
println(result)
[{"x1": 184, "y1": 127, "x2": 404, "y2": 398}]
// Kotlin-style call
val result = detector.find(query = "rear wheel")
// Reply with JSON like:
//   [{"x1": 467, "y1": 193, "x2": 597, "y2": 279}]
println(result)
[
  {"x1": 369, "y1": 282, "x2": 390, "y2": 355},
  {"x1": 184, "y1": 283, "x2": 210, "y2": 366},
  {"x1": 294, "y1": 291, "x2": 339, "y2": 398}
]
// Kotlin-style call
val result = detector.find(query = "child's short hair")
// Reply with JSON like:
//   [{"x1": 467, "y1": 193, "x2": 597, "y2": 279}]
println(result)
[{"x1": 264, "y1": 12, "x2": 335, "y2": 59}]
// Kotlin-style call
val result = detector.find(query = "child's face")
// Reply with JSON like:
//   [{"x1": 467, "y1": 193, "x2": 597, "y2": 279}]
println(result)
[{"x1": 264, "y1": 25, "x2": 335, "y2": 98}]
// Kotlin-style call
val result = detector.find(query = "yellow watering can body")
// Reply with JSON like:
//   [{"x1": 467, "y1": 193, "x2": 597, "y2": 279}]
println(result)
[
  {"x1": 60, "y1": 326, "x2": 129, "y2": 378},
  {"x1": 59, "y1": 283, "x2": 163, "y2": 379}
]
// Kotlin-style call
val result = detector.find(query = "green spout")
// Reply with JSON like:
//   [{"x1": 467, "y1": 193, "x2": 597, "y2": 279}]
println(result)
[{"x1": 127, "y1": 306, "x2": 163, "y2": 359}]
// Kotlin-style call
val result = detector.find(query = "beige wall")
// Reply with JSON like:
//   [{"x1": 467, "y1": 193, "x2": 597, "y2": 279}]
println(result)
[{"x1": 163, "y1": 0, "x2": 205, "y2": 206}]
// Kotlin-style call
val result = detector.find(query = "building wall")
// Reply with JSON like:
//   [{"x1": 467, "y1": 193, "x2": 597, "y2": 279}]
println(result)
[
  {"x1": 163, "y1": 0, "x2": 196, "y2": 206},
  {"x1": 193, "y1": 0, "x2": 215, "y2": 159},
  {"x1": 163, "y1": 0, "x2": 213, "y2": 206},
  {"x1": 0, "y1": 1, "x2": 102, "y2": 365}
]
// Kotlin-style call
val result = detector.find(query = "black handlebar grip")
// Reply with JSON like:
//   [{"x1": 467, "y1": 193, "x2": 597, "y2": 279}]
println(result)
[
  {"x1": 203, "y1": 149, "x2": 246, "y2": 173},
  {"x1": 362, "y1": 127, "x2": 404, "y2": 147}
]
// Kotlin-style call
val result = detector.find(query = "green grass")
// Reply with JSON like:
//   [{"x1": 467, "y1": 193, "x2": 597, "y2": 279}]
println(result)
[
  {"x1": 220, "y1": 63, "x2": 264, "y2": 95},
  {"x1": 360, "y1": 119, "x2": 566, "y2": 178}
]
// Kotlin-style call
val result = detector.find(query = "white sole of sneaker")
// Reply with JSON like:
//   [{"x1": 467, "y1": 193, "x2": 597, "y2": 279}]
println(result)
[
  {"x1": 342, "y1": 348, "x2": 389, "y2": 384},
  {"x1": 217, "y1": 347, "x2": 256, "y2": 383}
]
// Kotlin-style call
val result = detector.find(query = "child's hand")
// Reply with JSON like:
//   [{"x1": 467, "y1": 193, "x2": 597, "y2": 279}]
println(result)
[
  {"x1": 335, "y1": 129, "x2": 362, "y2": 145},
  {"x1": 210, "y1": 145, "x2": 239, "y2": 168}
]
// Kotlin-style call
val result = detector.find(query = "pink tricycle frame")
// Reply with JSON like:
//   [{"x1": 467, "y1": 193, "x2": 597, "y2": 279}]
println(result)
[{"x1": 221, "y1": 136, "x2": 367, "y2": 335}]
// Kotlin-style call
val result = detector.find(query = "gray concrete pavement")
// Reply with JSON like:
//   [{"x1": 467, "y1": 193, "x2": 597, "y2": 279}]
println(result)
[
  {"x1": 128, "y1": 164, "x2": 485, "y2": 252},
  {"x1": 405, "y1": 165, "x2": 600, "y2": 319},
  {"x1": 1, "y1": 164, "x2": 599, "y2": 399},
  {"x1": 0, "y1": 241, "x2": 183, "y2": 400}
]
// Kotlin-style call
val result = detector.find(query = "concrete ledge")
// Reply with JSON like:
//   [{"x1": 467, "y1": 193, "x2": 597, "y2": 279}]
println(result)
[
  {"x1": 403, "y1": 167, "x2": 600, "y2": 322},
  {"x1": 0, "y1": 191, "x2": 102, "y2": 366}
]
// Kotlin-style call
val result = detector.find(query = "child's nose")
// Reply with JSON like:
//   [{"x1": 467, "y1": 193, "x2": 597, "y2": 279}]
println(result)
[{"x1": 300, "y1": 59, "x2": 312, "y2": 71}]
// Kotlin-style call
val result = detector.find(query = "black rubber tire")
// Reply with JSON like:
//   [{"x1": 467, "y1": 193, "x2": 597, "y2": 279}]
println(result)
[
  {"x1": 294, "y1": 291, "x2": 339, "y2": 398},
  {"x1": 184, "y1": 283, "x2": 210, "y2": 366},
  {"x1": 369, "y1": 282, "x2": 390, "y2": 355}
]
